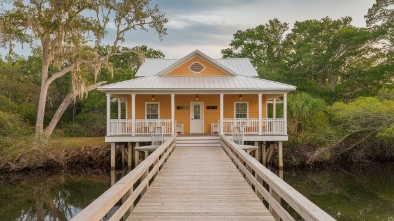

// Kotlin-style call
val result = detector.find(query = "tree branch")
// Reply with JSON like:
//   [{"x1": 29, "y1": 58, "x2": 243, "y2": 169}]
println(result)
[{"x1": 43, "y1": 81, "x2": 106, "y2": 137}]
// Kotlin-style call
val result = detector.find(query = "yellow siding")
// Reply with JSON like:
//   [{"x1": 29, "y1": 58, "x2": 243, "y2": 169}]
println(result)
[
  {"x1": 126, "y1": 94, "x2": 267, "y2": 134},
  {"x1": 166, "y1": 56, "x2": 228, "y2": 76}
]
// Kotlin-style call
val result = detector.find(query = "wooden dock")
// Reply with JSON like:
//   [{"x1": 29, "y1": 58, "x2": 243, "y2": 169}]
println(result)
[
  {"x1": 127, "y1": 145, "x2": 275, "y2": 220},
  {"x1": 71, "y1": 135, "x2": 335, "y2": 221}
]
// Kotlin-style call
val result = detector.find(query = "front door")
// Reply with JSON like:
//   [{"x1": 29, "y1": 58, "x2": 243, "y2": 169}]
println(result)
[{"x1": 190, "y1": 102, "x2": 204, "y2": 133}]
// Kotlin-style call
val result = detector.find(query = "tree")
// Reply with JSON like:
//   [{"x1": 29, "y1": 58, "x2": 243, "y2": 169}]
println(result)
[
  {"x1": 0, "y1": 0, "x2": 168, "y2": 140},
  {"x1": 283, "y1": 17, "x2": 382, "y2": 97},
  {"x1": 221, "y1": 19, "x2": 289, "y2": 80}
]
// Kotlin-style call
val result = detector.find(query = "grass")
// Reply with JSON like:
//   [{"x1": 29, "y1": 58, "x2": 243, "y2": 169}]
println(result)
[{"x1": 49, "y1": 137, "x2": 107, "y2": 149}]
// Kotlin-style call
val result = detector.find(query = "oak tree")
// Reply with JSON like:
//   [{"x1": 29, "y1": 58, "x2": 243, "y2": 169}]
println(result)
[{"x1": 0, "y1": 0, "x2": 168, "y2": 140}]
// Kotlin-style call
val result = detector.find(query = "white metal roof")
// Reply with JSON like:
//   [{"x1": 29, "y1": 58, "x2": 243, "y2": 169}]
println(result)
[
  {"x1": 135, "y1": 51, "x2": 258, "y2": 77},
  {"x1": 98, "y1": 75, "x2": 296, "y2": 93},
  {"x1": 99, "y1": 50, "x2": 296, "y2": 93}
]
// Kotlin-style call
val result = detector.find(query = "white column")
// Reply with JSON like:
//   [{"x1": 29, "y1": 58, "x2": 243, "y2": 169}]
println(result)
[
  {"x1": 283, "y1": 94, "x2": 287, "y2": 135},
  {"x1": 171, "y1": 94, "x2": 175, "y2": 135},
  {"x1": 220, "y1": 94, "x2": 224, "y2": 134},
  {"x1": 258, "y1": 94, "x2": 262, "y2": 135},
  {"x1": 131, "y1": 94, "x2": 136, "y2": 136},
  {"x1": 273, "y1": 98, "x2": 277, "y2": 119},
  {"x1": 125, "y1": 99, "x2": 128, "y2": 119},
  {"x1": 118, "y1": 99, "x2": 121, "y2": 119},
  {"x1": 106, "y1": 94, "x2": 111, "y2": 136}
]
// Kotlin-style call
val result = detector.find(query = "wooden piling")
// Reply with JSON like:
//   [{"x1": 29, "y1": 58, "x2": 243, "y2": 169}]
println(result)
[
  {"x1": 111, "y1": 142, "x2": 116, "y2": 170},
  {"x1": 127, "y1": 142, "x2": 132, "y2": 170},
  {"x1": 278, "y1": 141, "x2": 283, "y2": 171},
  {"x1": 262, "y1": 141, "x2": 267, "y2": 166}
]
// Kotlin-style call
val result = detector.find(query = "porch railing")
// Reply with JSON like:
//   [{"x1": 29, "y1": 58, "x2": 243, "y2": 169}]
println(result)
[
  {"x1": 109, "y1": 119, "x2": 173, "y2": 136},
  {"x1": 109, "y1": 118, "x2": 286, "y2": 136},
  {"x1": 221, "y1": 118, "x2": 285, "y2": 135}
]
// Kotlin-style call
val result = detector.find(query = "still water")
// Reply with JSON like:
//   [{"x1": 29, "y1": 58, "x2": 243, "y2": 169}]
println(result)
[
  {"x1": 0, "y1": 171, "x2": 111, "y2": 221},
  {"x1": 285, "y1": 163, "x2": 394, "y2": 221},
  {"x1": 0, "y1": 164, "x2": 393, "y2": 220}
]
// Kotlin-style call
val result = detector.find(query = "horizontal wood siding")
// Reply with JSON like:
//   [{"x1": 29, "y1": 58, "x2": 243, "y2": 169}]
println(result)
[
  {"x1": 223, "y1": 94, "x2": 267, "y2": 118},
  {"x1": 166, "y1": 56, "x2": 228, "y2": 76},
  {"x1": 126, "y1": 94, "x2": 267, "y2": 134}
]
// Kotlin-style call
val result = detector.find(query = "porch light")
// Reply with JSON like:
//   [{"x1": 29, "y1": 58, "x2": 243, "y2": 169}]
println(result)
[
  {"x1": 196, "y1": 95, "x2": 199, "y2": 101},
  {"x1": 239, "y1": 94, "x2": 242, "y2": 100},
  {"x1": 152, "y1": 95, "x2": 155, "y2": 101}
]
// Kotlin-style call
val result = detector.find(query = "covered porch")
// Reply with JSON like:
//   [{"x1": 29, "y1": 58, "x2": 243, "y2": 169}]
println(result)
[{"x1": 105, "y1": 93, "x2": 288, "y2": 140}]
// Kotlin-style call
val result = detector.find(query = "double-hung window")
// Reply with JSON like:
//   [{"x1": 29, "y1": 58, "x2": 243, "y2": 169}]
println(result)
[
  {"x1": 146, "y1": 103, "x2": 159, "y2": 119},
  {"x1": 235, "y1": 102, "x2": 248, "y2": 118}
]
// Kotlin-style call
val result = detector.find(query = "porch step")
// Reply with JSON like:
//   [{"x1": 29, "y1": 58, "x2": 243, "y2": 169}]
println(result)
[{"x1": 176, "y1": 136, "x2": 221, "y2": 147}]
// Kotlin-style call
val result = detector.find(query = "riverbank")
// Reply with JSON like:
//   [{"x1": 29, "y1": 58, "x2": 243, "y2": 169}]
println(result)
[
  {"x1": 1, "y1": 136, "x2": 393, "y2": 173},
  {"x1": 0, "y1": 137, "x2": 111, "y2": 173}
]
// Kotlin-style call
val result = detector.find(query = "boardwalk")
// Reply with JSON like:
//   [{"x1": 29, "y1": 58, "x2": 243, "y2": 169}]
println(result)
[{"x1": 127, "y1": 145, "x2": 275, "y2": 220}]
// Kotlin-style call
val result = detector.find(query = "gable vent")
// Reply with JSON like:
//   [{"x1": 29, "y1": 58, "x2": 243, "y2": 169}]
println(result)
[{"x1": 189, "y1": 62, "x2": 205, "y2": 73}]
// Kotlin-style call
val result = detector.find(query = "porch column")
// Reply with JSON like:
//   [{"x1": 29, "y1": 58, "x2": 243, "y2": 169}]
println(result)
[
  {"x1": 118, "y1": 99, "x2": 121, "y2": 119},
  {"x1": 171, "y1": 94, "x2": 175, "y2": 135},
  {"x1": 131, "y1": 94, "x2": 136, "y2": 136},
  {"x1": 220, "y1": 93, "x2": 224, "y2": 134},
  {"x1": 106, "y1": 94, "x2": 111, "y2": 136},
  {"x1": 273, "y1": 98, "x2": 277, "y2": 119},
  {"x1": 283, "y1": 93, "x2": 287, "y2": 135},
  {"x1": 258, "y1": 94, "x2": 262, "y2": 135}
]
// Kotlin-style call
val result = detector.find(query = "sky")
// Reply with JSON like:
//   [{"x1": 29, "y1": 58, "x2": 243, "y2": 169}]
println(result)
[{"x1": 118, "y1": 0, "x2": 376, "y2": 59}]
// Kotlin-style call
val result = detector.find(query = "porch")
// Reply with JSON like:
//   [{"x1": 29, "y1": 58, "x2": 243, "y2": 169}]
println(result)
[
  {"x1": 107, "y1": 118, "x2": 286, "y2": 136},
  {"x1": 105, "y1": 93, "x2": 289, "y2": 142}
]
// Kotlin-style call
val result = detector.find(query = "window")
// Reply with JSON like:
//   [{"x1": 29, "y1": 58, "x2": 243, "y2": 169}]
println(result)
[
  {"x1": 146, "y1": 103, "x2": 159, "y2": 119},
  {"x1": 189, "y1": 62, "x2": 205, "y2": 73},
  {"x1": 235, "y1": 102, "x2": 248, "y2": 118}
]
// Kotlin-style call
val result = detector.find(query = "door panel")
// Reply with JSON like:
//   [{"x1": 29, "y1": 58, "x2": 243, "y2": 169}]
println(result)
[{"x1": 190, "y1": 102, "x2": 204, "y2": 133}]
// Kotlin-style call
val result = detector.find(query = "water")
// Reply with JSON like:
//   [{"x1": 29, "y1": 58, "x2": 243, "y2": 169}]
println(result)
[
  {"x1": 0, "y1": 172, "x2": 110, "y2": 221},
  {"x1": 0, "y1": 164, "x2": 393, "y2": 220},
  {"x1": 284, "y1": 163, "x2": 394, "y2": 221}
]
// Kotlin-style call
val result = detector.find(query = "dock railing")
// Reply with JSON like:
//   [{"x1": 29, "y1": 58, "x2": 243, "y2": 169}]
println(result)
[
  {"x1": 220, "y1": 134, "x2": 335, "y2": 221},
  {"x1": 71, "y1": 135, "x2": 177, "y2": 221}
]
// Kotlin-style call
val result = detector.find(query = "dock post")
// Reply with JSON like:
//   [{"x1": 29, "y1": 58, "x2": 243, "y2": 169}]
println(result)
[
  {"x1": 121, "y1": 143, "x2": 125, "y2": 168},
  {"x1": 262, "y1": 141, "x2": 267, "y2": 166},
  {"x1": 254, "y1": 141, "x2": 258, "y2": 160},
  {"x1": 111, "y1": 142, "x2": 116, "y2": 170},
  {"x1": 127, "y1": 142, "x2": 132, "y2": 170},
  {"x1": 134, "y1": 142, "x2": 140, "y2": 166},
  {"x1": 278, "y1": 141, "x2": 283, "y2": 170}
]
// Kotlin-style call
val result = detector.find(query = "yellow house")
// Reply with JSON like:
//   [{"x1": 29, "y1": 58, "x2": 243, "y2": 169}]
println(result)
[{"x1": 98, "y1": 50, "x2": 296, "y2": 143}]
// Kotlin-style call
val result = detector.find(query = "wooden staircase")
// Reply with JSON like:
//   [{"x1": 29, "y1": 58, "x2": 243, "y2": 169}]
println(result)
[{"x1": 176, "y1": 136, "x2": 221, "y2": 147}]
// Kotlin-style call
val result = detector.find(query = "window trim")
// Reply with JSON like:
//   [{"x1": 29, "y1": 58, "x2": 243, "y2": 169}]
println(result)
[
  {"x1": 189, "y1": 62, "x2": 205, "y2": 73},
  {"x1": 145, "y1": 102, "x2": 160, "y2": 119},
  {"x1": 234, "y1": 102, "x2": 249, "y2": 118}
]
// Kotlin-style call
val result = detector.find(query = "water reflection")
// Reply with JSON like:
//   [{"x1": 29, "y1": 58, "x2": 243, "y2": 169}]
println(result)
[
  {"x1": 285, "y1": 163, "x2": 394, "y2": 221},
  {"x1": 0, "y1": 172, "x2": 110, "y2": 221}
]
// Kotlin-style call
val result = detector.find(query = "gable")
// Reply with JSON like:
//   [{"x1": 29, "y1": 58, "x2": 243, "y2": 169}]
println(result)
[{"x1": 165, "y1": 56, "x2": 228, "y2": 76}]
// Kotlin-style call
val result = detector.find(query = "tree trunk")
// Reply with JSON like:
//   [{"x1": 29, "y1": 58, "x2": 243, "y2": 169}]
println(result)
[
  {"x1": 35, "y1": 71, "x2": 50, "y2": 139},
  {"x1": 43, "y1": 81, "x2": 106, "y2": 137},
  {"x1": 35, "y1": 37, "x2": 51, "y2": 139}
]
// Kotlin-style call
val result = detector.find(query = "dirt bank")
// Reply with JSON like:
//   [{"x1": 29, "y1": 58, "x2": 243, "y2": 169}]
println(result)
[{"x1": 0, "y1": 142, "x2": 114, "y2": 173}]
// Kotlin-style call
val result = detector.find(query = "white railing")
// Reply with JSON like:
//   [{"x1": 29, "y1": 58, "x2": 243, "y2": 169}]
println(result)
[
  {"x1": 71, "y1": 135, "x2": 177, "y2": 221},
  {"x1": 221, "y1": 118, "x2": 285, "y2": 135},
  {"x1": 220, "y1": 135, "x2": 335, "y2": 221},
  {"x1": 108, "y1": 119, "x2": 173, "y2": 136}
]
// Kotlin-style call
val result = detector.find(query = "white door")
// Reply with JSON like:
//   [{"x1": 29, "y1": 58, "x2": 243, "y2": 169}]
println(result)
[{"x1": 190, "y1": 102, "x2": 204, "y2": 133}]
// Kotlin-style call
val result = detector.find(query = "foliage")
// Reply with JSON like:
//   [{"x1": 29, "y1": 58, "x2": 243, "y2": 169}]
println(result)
[
  {"x1": 284, "y1": 17, "x2": 386, "y2": 99},
  {"x1": 287, "y1": 92, "x2": 332, "y2": 148},
  {"x1": 0, "y1": 0, "x2": 169, "y2": 139},
  {"x1": 221, "y1": 19, "x2": 289, "y2": 81}
]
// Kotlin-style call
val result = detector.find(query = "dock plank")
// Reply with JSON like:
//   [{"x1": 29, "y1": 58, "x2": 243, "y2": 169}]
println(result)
[{"x1": 127, "y1": 145, "x2": 275, "y2": 221}]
